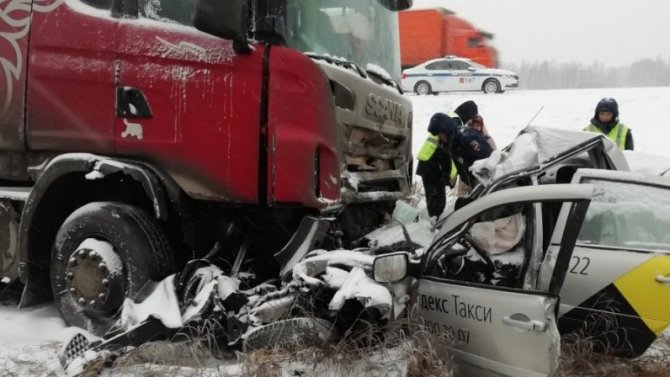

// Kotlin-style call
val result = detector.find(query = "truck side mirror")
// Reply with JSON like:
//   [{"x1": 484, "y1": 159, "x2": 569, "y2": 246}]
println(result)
[
  {"x1": 373, "y1": 252, "x2": 409, "y2": 283},
  {"x1": 377, "y1": 0, "x2": 413, "y2": 11},
  {"x1": 193, "y1": 0, "x2": 248, "y2": 42}
]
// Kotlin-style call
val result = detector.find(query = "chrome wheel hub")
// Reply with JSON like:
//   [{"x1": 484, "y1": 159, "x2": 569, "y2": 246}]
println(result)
[{"x1": 64, "y1": 238, "x2": 125, "y2": 316}]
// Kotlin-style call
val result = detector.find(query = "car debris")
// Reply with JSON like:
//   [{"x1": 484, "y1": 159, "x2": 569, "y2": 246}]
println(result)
[{"x1": 57, "y1": 215, "x2": 425, "y2": 376}]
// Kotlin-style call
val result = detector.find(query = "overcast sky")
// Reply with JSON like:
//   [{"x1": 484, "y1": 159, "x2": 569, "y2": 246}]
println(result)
[{"x1": 411, "y1": 0, "x2": 670, "y2": 67}]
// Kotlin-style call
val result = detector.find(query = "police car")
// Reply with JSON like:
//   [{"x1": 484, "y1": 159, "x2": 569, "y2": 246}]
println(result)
[
  {"x1": 373, "y1": 127, "x2": 670, "y2": 377},
  {"x1": 401, "y1": 56, "x2": 519, "y2": 95}
]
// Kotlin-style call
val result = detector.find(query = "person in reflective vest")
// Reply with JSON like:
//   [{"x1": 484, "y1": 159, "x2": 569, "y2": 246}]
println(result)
[
  {"x1": 583, "y1": 97, "x2": 634, "y2": 150},
  {"x1": 447, "y1": 100, "x2": 480, "y2": 184},
  {"x1": 417, "y1": 113, "x2": 459, "y2": 218},
  {"x1": 453, "y1": 100, "x2": 479, "y2": 127}
]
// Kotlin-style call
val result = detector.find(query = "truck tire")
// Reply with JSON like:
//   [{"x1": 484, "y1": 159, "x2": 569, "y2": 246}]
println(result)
[
  {"x1": 51, "y1": 202, "x2": 175, "y2": 335},
  {"x1": 482, "y1": 79, "x2": 501, "y2": 94},
  {"x1": 414, "y1": 81, "x2": 433, "y2": 95}
]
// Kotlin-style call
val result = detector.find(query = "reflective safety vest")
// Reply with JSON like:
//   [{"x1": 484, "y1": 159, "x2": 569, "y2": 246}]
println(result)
[
  {"x1": 449, "y1": 161, "x2": 457, "y2": 182},
  {"x1": 417, "y1": 134, "x2": 439, "y2": 161},
  {"x1": 583, "y1": 123, "x2": 629, "y2": 150},
  {"x1": 447, "y1": 111, "x2": 463, "y2": 126}
]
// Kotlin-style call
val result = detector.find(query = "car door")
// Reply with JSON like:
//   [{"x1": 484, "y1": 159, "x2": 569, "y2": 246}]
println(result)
[
  {"x1": 423, "y1": 60, "x2": 448, "y2": 92},
  {"x1": 419, "y1": 184, "x2": 593, "y2": 377},
  {"x1": 451, "y1": 61, "x2": 477, "y2": 91},
  {"x1": 558, "y1": 168, "x2": 670, "y2": 357}
]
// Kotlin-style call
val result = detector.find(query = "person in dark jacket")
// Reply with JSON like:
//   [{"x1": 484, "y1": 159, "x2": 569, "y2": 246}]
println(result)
[
  {"x1": 416, "y1": 113, "x2": 460, "y2": 218},
  {"x1": 450, "y1": 125, "x2": 494, "y2": 189},
  {"x1": 584, "y1": 97, "x2": 634, "y2": 150},
  {"x1": 452, "y1": 100, "x2": 479, "y2": 126}
]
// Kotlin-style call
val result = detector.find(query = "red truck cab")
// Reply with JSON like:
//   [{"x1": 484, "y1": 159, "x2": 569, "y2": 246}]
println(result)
[{"x1": 0, "y1": 0, "x2": 413, "y2": 334}]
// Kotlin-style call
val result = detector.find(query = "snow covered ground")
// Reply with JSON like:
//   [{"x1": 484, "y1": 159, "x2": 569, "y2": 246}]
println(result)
[{"x1": 1, "y1": 86, "x2": 670, "y2": 376}]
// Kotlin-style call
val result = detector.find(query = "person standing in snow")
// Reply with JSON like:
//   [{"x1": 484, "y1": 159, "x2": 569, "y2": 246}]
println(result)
[
  {"x1": 451, "y1": 100, "x2": 479, "y2": 126},
  {"x1": 450, "y1": 123, "x2": 493, "y2": 192},
  {"x1": 444, "y1": 100, "x2": 480, "y2": 187},
  {"x1": 584, "y1": 97, "x2": 634, "y2": 150},
  {"x1": 450, "y1": 114, "x2": 497, "y2": 197},
  {"x1": 416, "y1": 113, "x2": 459, "y2": 219}
]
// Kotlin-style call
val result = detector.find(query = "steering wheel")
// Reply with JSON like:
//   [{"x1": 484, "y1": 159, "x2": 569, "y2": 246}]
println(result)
[{"x1": 464, "y1": 235, "x2": 496, "y2": 283}]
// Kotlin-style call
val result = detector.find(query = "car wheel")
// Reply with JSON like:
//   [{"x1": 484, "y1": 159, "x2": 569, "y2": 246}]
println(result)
[
  {"x1": 51, "y1": 202, "x2": 175, "y2": 336},
  {"x1": 414, "y1": 81, "x2": 432, "y2": 95},
  {"x1": 482, "y1": 79, "x2": 501, "y2": 94}
]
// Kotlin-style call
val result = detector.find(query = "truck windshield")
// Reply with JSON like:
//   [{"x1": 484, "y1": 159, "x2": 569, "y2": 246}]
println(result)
[{"x1": 285, "y1": 0, "x2": 401, "y2": 82}]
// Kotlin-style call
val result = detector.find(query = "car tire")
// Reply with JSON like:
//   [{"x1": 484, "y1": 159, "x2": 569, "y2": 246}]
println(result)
[
  {"x1": 482, "y1": 79, "x2": 501, "y2": 94},
  {"x1": 51, "y1": 202, "x2": 175, "y2": 336},
  {"x1": 414, "y1": 81, "x2": 432, "y2": 95}
]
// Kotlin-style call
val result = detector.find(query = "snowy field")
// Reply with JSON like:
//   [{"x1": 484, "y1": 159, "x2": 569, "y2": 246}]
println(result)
[{"x1": 1, "y1": 86, "x2": 670, "y2": 376}]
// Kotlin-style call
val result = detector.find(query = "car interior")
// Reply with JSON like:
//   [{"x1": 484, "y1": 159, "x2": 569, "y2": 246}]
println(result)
[{"x1": 427, "y1": 203, "x2": 533, "y2": 289}]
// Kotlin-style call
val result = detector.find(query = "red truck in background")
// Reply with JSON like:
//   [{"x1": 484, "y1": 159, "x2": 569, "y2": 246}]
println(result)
[
  {"x1": 0, "y1": 0, "x2": 413, "y2": 335},
  {"x1": 399, "y1": 7, "x2": 498, "y2": 69}
]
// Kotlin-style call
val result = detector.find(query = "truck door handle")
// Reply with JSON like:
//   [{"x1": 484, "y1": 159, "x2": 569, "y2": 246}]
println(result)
[
  {"x1": 502, "y1": 314, "x2": 547, "y2": 332},
  {"x1": 116, "y1": 87, "x2": 153, "y2": 119},
  {"x1": 656, "y1": 275, "x2": 670, "y2": 284}
]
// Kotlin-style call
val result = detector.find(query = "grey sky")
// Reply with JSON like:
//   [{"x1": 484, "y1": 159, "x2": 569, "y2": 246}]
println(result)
[{"x1": 411, "y1": 0, "x2": 670, "y2": 67}]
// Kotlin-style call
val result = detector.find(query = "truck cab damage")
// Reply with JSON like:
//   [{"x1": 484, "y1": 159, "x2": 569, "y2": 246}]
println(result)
[{"x1": 0, "y1": 0, "x2": 413, "y2": 335}]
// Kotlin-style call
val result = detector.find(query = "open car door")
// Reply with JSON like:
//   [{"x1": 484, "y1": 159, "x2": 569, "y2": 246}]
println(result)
[{"x1": 418, "y1": 184, "x2": 593, "y2": 377}]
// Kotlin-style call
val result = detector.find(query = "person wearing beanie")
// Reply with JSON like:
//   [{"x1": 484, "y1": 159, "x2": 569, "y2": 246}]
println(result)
[
  {"x1": 583, "y1": 98, "x2": 634, "y2": 150},
  {"x1": 452, "y1": 100, "x2": 479, "y2": 126},
  {"x1": 416, "y1": 113, "x2": 459, "y2": 218}
]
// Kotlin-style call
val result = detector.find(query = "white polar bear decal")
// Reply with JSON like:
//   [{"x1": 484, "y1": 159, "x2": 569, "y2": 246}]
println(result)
[{"x1": 121, "y1": 119, "x2": 143, "y2": 140}]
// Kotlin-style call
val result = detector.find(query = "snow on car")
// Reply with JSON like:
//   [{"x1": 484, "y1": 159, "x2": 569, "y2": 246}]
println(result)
[
  {"x1": 401, "y1": 56, "x2": 519, "y2": 95},
  {"x1": 372, "y1": 126, "x2": 670, "y2": 377}
]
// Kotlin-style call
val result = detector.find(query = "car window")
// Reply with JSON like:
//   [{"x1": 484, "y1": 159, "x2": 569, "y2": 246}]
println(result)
[
  {"x1": 425, "y1": 202, "x2": 532, "y2": 289},
  {"x1": 80, "y1": 0, "x2": 112, "y2": 10},
  {"x1": 426, "y1": 61, "x2": 448, "y2": 70},
  {"x1": 577, "y1": 179, "x2": 670, "y2": 250},
  {"x1": 452, "y1": 61, "x2": 472, "y2": 70},
  {"x1": 139, "y1": 0, "x2": 195, "y2": 26}
]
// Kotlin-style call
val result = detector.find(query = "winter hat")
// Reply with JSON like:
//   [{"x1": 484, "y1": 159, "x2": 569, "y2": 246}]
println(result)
[
  {"x1": 595, "y1": 97, "x2": 619, "y2": 118},
  {"x1": 428, "y1": 113, "x2": 459, "y2": 137},
  {"x1": 454, "y1": 100, "x2": 479, "y2": 123}
]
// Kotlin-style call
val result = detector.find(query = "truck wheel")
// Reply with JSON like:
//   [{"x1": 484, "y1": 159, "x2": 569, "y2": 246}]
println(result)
[
  {"x1": 51, "y1": 202, "x2": 175, "y2": 335},
  {"x1": 482, "y1": 79, "x2": 501, "y2": 94},
  {"x1": 414, "y1": 81, "x2": 432, "y2": 95}
]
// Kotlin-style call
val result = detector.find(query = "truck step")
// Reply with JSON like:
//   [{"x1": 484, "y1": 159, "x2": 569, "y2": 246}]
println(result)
[{"x1": 0, "y1": 187, "x2": 31, "y2": 202}]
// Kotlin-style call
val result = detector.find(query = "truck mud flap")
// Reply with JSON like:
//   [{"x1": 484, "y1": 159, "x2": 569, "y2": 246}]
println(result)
[{"x1": 273, "y1": 216, "x2": 329, "y2": 277}]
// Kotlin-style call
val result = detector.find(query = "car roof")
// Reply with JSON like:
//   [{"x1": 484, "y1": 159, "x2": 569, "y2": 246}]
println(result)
[
  {"x1": 471, "y1": 126, "x2": 629, "y2": 188},
  {"x1": 435, "y1": 183, "x2": 594, "y2": 238},
  {"x1": 420, "y1": 57, "x2": 473, "y2": 66}
]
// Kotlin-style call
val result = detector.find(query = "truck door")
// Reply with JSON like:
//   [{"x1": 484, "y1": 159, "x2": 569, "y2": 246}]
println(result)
[
  {"x1": 419, "y1": 184, "x2": 593, "y2": 377},
  {"x1": 0, "y1": 0, "x2": 47, "y2": 151},
  {"x1": 26, "y1": 0, "x2": 117, "y2": 153},
  {"x1": 114, "y1": 0, "x2": 264, "y2": 202}
]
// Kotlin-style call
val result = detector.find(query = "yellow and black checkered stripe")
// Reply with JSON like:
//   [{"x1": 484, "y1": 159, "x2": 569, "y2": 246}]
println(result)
[{"x1": 559, "y1": 255, "x2": 670, "y2": 357}]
